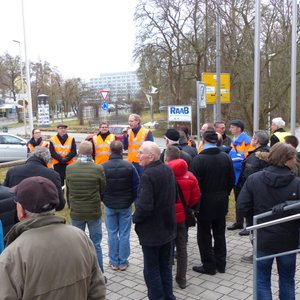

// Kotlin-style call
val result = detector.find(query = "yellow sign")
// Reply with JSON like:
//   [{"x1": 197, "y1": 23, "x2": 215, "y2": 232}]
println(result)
[{"x1": 202, "y1": 73, "x2": 230, "y2": 104}]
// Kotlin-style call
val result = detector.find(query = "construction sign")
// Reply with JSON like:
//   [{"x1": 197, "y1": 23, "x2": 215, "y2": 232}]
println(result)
[{"x1": 202, "y1": 73, "x2": 230, "y2": 104}]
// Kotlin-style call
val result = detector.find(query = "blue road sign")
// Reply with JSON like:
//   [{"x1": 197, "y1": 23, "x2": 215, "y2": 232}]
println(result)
[{"x1": 101, "y1": 101, "x2": 108, "y2": 110}]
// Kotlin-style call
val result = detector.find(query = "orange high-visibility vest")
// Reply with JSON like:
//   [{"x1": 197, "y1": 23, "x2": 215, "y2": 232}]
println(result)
[
  {"x1": 50, "y1": 135, "x2": 75, "y2": 165},
  {"x1": 28, "y1": 140, "x2": 52, "y2": 168},
  {"x1": 197, "y1": 141, "x2": 204, "y2": 154},
  {"x1": 28, "y1": 140, "x2": 49, "y2": 153},
  {"x1": 92, "y1": 134, "x2": 115, "y2": 164},
  {"x1": 128, "y1": 127, "x2": 150, "y2": 163}
]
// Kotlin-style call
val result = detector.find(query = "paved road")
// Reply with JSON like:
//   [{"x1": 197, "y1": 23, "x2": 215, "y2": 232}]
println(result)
[{"x1": 102, "y1": 223, "x2": 300, "y2": 300}]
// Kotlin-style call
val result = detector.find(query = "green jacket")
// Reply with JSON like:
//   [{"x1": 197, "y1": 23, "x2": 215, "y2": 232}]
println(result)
[
  {"x1": 66, "y1": 161, "x2": 106, "y2": 220},
  {"x1": 0, "y1": 216, "x2": 106, "y2": 300}
]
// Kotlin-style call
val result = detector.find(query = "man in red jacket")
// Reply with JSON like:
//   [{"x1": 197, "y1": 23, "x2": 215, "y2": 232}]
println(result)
[{"x1": 164, "y1": 146, "x2": 200, "y2": 289}]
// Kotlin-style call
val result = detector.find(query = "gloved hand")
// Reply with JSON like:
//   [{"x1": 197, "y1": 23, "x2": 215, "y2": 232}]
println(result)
[
  {"x1": 61, "y1": 158, "x2": 68, "y2": 164},
  {"x1": 272, "y1": 202, "x2": 287, "y2": 214}
]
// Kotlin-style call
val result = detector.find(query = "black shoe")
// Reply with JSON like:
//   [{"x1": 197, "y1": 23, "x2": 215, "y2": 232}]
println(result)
[
  {"x1": 227, "y1": 223, "x2": 243, "y2": 230},
  {"x1": 176, "y1": 279, "x2": 187, "y2": 289},
  {"x1": 192, "y1": 265, "x2": 216, "y2": 275},
  {"x1": 216, "y1": 266, "x2": 225, "y2": 273},
  {"x1": 241, "y1": 255, "x2": 253, "y2": 264},
  {"x1": 239, "y1": 228, "x2": 250, "y2": 236}
]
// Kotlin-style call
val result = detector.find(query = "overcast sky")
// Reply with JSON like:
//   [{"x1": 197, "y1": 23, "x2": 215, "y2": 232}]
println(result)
[{"x1": 0, "y1": 0, "x2": 139, "y2": 80}]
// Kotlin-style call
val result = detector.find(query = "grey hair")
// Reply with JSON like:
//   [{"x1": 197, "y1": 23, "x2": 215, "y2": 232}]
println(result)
[
  {"x1": 272, "y1": 117, "x2": 285, "y2": 128},
  {"x1": 30, "y1": 146, "x2": 51, "y2": 164},
  {"x1": 129, "y1": 114, "x2": 141, "y2": 124},
  {"x1": 25, "y1": 209, "x2": 56, "y2": 218},
  {"x1": 253, "y1": 130, "x2": 269, "y2": 146},
  {"x1": 142, "y1": 141, "x2": 161, "y2": 160}
]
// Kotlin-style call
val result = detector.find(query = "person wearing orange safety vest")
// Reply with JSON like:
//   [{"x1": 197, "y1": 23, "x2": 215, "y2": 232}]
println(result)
[
  {"x1": 270, "y1": 117, "x2": 291, "y2": 147},
  {"x1": 197, "y1": 123, "x2": 215, "y2": 153},
  {"x1": 49, "y1": 124, "x2": 77, "y2": 187},
  {"x1": 92, "y1": 122, "x2": 116, "y2": 164},
  {"x1": 27, "y1": 128, "x2": 49, "y2": 153},
  {"x1": 123, "y1": 114, "x2": 154, "y2": 175},
  {"x1": 27, "y1": 128, "x2": 52, "y2": 168}
]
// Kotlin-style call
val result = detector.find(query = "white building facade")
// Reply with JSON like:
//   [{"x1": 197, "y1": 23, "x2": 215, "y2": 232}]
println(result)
[{"x1": 88, "y1": 71, "x2": 140, "y2": 101}]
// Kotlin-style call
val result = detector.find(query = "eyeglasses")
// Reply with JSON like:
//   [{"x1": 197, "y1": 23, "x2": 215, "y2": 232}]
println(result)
[{"x1": 100, "y1": 127, "x2": 108, "y2": 129}]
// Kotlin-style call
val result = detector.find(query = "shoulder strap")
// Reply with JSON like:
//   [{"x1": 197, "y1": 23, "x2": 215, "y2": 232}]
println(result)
[{"x1": 177, "y1": 182, "x2": 187, "y2": 208}]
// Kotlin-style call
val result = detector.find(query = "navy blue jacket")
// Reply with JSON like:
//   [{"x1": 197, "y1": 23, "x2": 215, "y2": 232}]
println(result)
[{"x1": 102, "y1": 153, "x2": 140, "y2": 209}]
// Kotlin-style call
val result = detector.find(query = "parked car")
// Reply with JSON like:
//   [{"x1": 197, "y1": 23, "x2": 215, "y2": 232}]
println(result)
[
  {"x1": 159, "y1": 106, "x2": 168, "y2": 113},
  {"x1": 108, "y1": 125, "x2": 129, "y2": 143},
  {"x1": 143, "y1": 121, "x2": 159, "y2": 129},
  {"x1": 0, "y1": 133, "x2": 27, "y2": 162}
]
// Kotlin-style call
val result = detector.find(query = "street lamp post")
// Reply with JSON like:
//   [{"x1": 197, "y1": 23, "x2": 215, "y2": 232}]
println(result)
[
  {"x1": 290, "y1": 0, "x2": 297, "y2": 135},
  {"x1": 145, "y1": 86, "x2": 158, "y2": 124},
  {"x1": 12, "y1": 39, "x2": 27, "y2": 137},
  {"x1": 253, "y1": 0, "x2": 261, "y2": 133},
  {"x1": 21, "y1": 0, "x2": 34, "y2": 133}
]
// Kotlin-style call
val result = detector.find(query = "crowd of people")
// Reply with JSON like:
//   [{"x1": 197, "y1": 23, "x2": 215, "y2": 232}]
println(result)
[{"x1": 0, "y1": 114, "x2": 299, "y2": 300}]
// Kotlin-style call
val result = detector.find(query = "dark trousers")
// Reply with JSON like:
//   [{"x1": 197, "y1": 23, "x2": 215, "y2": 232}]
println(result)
[
  {"x1": 54, "y1": 164, "x2": 69, "y2": 207},
  {"x1": 142, "y1": 241, "x2": 176, "y2": 300},
  {"x1": 234, "y1": 187, "x2": 252, "y2": 226},
  {"x1": 197, "y1": 217, "x2": 227, "y2": 271},
  {"x1": 174, "y1": 222, "x2": 187, "y2": 285}
]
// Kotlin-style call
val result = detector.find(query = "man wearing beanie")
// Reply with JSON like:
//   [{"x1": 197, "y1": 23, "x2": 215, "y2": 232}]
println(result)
[
  {"x1": 0, "y1": 176, "x2": 106, "y2": 299},
  {"x1": 190, "y1": 130, "x2": 234, "y2": 275},
  {"x1": 160, "y1": 128, "x2": 192, "y2": 168},
  {"x1": 66, "y1": 141, "x2": 106, "y2": 273},
  {"x1": 227, "y1": 120, "x2": 253, "y2": 231}
]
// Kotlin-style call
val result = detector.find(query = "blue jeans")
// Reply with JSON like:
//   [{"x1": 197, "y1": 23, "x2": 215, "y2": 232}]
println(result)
[
  {"x1": 71, "y1": 218, "x2": 104, "y2": 272},
  {"x1": 104, "y1": 206, "x2": 132, "y2": 267},
  {"x1": 142, "y1": 241, "x2": 175, "y2": 300},
  {"x1": 257, "y1": 251, "x2": 296, "y2": 300}
]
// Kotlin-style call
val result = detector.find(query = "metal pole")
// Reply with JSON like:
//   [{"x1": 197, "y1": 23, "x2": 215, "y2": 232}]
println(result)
[
  {"x1": 216, "y1": 0, "x2": 221, "y2": 122},
  {"x1": 290, "y1": 0, "x2": 297, "y2": 135},
  {"x1": 253, "y1": 0, "x2": 261, "y2": 132},
  {"x1": 21, "y1": 0, "x2": 34, "y2": 133},
  {"x1": 13, "y1": 40, "x2": 27, "y2": 137},
  {"x1": 196, "y1": 82, "x2": 201, "y2": 147}
]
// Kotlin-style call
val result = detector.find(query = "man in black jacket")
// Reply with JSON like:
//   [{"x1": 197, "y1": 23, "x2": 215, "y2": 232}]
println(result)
[
  {"x1": 160, "y1": 128, "x2": 192, "y2": 168},
  {"x1": 190, "y1": 130, "x2": 235, "y2": 275},
  {"x1": 3, "y1": 147, "x2": 65, "y2": 211},
  {"x1": 102, "y1": 141, "x2": 140, "y2": 271},
  {"x1": 133, "y1": 141, "x2": 176, "y2": 300}
]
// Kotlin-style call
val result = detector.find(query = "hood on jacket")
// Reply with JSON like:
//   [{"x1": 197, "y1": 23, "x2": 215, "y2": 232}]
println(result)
[
  {"x1": 262, "y1": 165, "x2": 295, "y2": 188},
  {"x1": 168, "y1": 158, "x2": 188, "y2": 177}
]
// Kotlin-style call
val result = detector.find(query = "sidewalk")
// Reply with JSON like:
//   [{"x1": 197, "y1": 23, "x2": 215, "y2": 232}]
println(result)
[{"x1": 102, "y1": 224, "x2": 300, "y2": 300}]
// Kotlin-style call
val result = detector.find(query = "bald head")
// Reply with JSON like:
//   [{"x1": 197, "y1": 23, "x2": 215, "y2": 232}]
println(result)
[{"x1": 142, "y1": 141, "x2": 161, "y2": 160}]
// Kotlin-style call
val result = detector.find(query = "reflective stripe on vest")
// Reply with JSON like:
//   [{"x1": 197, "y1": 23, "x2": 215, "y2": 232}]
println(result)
[
  {"x1": 230, "y1": 141, "x2": 254, "y2": 158},
  {"x1": 28, "y1": 140, "x2": 49, "y2": 152},
  {"x1": 128, "y1": 127, "x2": 150, "y2": 163},
  {"x1": 93, "y1": 134, "x2": 115, "y2": 164},
  {"x1": 28, "y1": 141, "x2": 52, "y2": 168},
  {"x1": 274, "y1": 131, "x2": 291, "y2": 143},
  {"x1": 50, "y1": 135, "x2": 75, "y2": 165}
]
